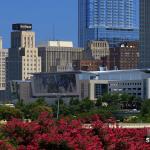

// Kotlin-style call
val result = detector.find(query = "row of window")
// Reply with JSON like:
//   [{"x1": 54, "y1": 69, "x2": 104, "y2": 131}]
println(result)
[
  {"x1": 23, "y1": 68, "x2": 40, "y2": 71},
  {"x1": 91, "y1": 42, "x2": 107, "y2": 47},
  {"x1": 109, "y1": 82, "x2": 142, "y2": 86},
  {"x1": 24, "y1": 64, "x2": 40, "y2": 67}
]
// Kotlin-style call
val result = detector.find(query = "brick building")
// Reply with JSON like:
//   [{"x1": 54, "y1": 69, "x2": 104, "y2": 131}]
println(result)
[
  {"x1": 109, "y1": 41, "x2": 139, "y2": 70},
  {"x1": 73, "y1": 57, "x2": 108, "y2": 71}
]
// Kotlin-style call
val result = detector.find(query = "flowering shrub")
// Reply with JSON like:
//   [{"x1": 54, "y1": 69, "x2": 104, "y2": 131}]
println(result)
[
  {"x1": 0, "y1": 113, "x2": 149, "y2": 150},
  {"x1": 0, "y1": 140, "x2": 15, "y2": 150}
]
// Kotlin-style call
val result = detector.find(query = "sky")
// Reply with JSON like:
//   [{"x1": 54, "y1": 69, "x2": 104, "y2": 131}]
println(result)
[{"x1": 0, "y1": 0, "x2": 78, "y2": 48}]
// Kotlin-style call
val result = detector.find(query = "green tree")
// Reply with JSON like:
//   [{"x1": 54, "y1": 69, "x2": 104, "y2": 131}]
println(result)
[
  {"x1": 15, "y1": 99, "x2": 24, "y2": 108},
  {"x1": 30, "y1": 105, "x2": 53, "y2": 120},
  {"x1": 95, "y1": 97, "x2": 102, "y2": 107},
  {"x1": 141, "y1": 99, "x2": 150, "y2": 117},
  {"x1": 101, "y1": 93, "x2": 120, "y2": 106},
  {"x1": 79, "y1": 98, "x2": 94, "y2": 112},
  {"x1": 52, "y1": 99, "x2": 71, "y2": 117},
  {"x1": 35, "y1": 97, "x2": 48, "y2": 106},
  {"x1": 119, "y1": 93, "x2": 130, "y2": 102},
  {"x1": 15, "y1": 99, "x2": 52, "y2": 120},
  {"x1": 69, "y1": 98, "x2": 80, "y2": 106},
  {"x1": 0, "y1": 106, "x2": 23, "y2": 120}
]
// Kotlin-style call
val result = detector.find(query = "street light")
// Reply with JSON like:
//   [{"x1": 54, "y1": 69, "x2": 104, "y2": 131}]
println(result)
[{"x1": 56, "y1": 96, "x2": 60, "y2": 119}]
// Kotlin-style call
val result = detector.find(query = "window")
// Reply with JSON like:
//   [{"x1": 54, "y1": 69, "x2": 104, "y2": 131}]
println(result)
[{"x1": 95, "y1": 84, "x2": 108, "y2": 99}]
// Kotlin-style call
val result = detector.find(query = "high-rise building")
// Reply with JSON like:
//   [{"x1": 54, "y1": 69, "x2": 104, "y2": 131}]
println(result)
[
  {"x1": 0, "y1": 38, "x2": 8, "y2": 90},
  {"x1": 78, "y1": 0, "x2": 139, "y2": 48},
  {"x1": 139, "y1": 0, "x2": 150, "y2": 68},
  {"x1": 8, "y1": 23, "x2": 41, "y2": 80},
  {"x1": 0, "y1": 49, "x2": 8, "y2": 90},
  {"x1": 38, "y1": 41, "x2": 83, "y2": 72}
]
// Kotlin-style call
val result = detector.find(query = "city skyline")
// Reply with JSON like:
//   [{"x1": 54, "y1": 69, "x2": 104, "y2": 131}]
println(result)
[{"x1": 0, "y1": 0, "x2": 78, "y2": 48}]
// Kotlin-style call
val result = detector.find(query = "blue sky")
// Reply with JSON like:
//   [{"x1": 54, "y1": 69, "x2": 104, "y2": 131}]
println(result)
[{"x1": 0, "y1": 0, "x2": 78, "y2": 48}]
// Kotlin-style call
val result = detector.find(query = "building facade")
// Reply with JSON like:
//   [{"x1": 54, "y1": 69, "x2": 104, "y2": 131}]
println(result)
[
  {"x1": 9, "y1": 72, "x2": 81, "y2": 104},
  {"x1": 73, "y1": 60, "x2": 102, "y2": 71},
  {"x1": 38, "y1": 41, "x2": 83, "y2": 72},
  {"x1": 0, "y1": 49, "x2": 8, "y2": 90},
  {"x1": 0, "y1": 38, "x2": 8, "y2": 90},
  {"x1": 78, "y1": 0, "x2": 139, "y2": 48},
  {"x1": 139, "y1": 0, "x2": 150, "y2": 68},
  {"x1": 85, "y1": 41, "x2": 109, "y2": 60},
  {"x1": 109, "y1": 41, "x2": 139, "y2": 70},
  {"x1": 83, "y1": 41, "x2": 110, "y2": 69},
  {"x1": 8, "y1": 24, "x2": 41, "y2": 81},
  {"x1": 9, "y1": 69, "x2": 150, "y2": 102}
]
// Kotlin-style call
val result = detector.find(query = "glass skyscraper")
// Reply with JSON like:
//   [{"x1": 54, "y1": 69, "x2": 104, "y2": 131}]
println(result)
[
  {"x1": 139, "y1": 0, "x2": 150, "y2": 68},
  {"x1": 78, "y1": 0, "x2": 139, "y2": 48}
]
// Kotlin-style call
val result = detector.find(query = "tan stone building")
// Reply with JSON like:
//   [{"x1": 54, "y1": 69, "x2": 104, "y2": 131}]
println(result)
[
  {"x1": 38, "y1": 41, "x2": 83, "y2": 72},
  {"x1": 8, "y1": 24, "x2": 41, "y2": 80},
  {"x1": 82, "y1": 41, "x2": 110, "y2": 70},
  {"x1": 84, "y1": 41, "x2": 110, "y2": 60}
]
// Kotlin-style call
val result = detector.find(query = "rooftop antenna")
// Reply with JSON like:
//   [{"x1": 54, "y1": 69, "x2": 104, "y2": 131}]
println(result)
[{"x1": 52, "y1": 24, "x2": 56, "y2": 41}]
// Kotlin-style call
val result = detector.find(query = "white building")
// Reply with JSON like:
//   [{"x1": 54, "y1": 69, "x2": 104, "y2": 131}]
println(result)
[
  {"x1": 38, "y1": 41, "x2": 73, "y2": 48},
  {"x1": 77, "y1": 69, "x2": 150, "y2": 100}
]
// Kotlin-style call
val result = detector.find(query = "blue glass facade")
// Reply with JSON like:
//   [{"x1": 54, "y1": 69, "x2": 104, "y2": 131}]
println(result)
[
  {"x1": 78, "y1": 0, "x2": 139, "y2": 48},
  {"x1": 139, "y1": 0, "x2": 150, "y2": 68}
]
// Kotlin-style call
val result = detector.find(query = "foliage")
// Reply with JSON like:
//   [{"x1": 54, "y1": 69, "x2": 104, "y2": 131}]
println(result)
[
  {"x1": 0, "y1": 140, "x2": 15, "y2": 150},
  {"x1": 78, "y1": 98, "x2": 94, "y2": 112},
  {"x1": 141, "y1": 99, "x2": 150, "y2": 117},
  {"x1": 15, "y1": 98, "x2": 53, "y2": 120},
  {"x1": 95, "y1": 97, "x2": 102, "y2": 107},
  {"x1": 14, "y1": 93, "x2": 144, "y2": 122},
  {"x1": 0, "y1": 113, "x2": 149, "y2": 149},
  {"x1": 52, "y1": 98, "x2": 95, "y2": 118},
  {"x1": 69, "y1": 98, "x2": 80, "y2": 106},
  {"x1": 30, "y1": 105, "x2": 52, "y2": 120},
  {"x1": 128, "y1": 99, "x2": 150, "y2": 123},
  {"x1": 0, "y1": 106, "x2": 22, "y2": 121}
]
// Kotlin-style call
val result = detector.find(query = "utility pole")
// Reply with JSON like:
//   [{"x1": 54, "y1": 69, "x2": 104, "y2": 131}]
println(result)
[{"x1": 56, "y1": 96, "x2": 60, "y2": 119}]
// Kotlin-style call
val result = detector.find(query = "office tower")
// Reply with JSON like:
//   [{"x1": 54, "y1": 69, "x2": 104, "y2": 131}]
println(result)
[
  {"x1": 0, "y1": 49, "x2": 8, "y2": 90},
  {"x1": 78, "y1": 0, "x2": 139, "y2": 48},
  {"x1": 38, "y1": 41, "x2": 83, "y2": 72},
  {"x1": 109, "y1": 41, "x2": 139, "y2": 70},
  {"x1": 139, "y1": 0, "x2": 150, "y2": 68},
  {"x1": 8, "y1": 24, "x2": 41, "y2": 80},
  {"x1": 0, "y1": 38, "x2": 8, "y2": 90},
  {"x1": 0, "y1": 37, "x2": 2, "y2": 49}
]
